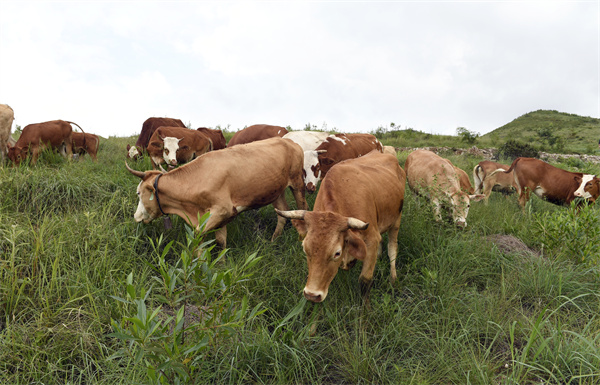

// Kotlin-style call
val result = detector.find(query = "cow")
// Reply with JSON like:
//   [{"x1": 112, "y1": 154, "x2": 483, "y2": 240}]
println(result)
[
  {"x1": 196, "y1": 127, "x2": 227, "y2": 150},
  {"x1": 454, "y1": 165, "x2": 475, "y2": 194},
  {"x1": 72, "y1": 132, "x2": 100, "y2": 161},
  {"x1": 405, "y1": 150, "x2": 484, "y2": 228},
  {"x1": 127, "y1": 117, "x2": 186, "y2": 159},
  {"x1": 126, "y1": 137, "x2": 308, "y2": 248},
  {"x1": 0, "y1": 104, "x2": 14, "y2": 165},
  {"x1": 282, "y1": 131, "x2": 332, "y2": 193},
  {"x1": 307, "y1": 133, "x2": 383, "y2": 193},
  {"x1": 473, "y1": 160, "x2": 516, "y2": 202},
  {"x1": 275, "y1": 152, "x2": 406, "y2": 306},
  {"x1": 146, "y1": 126, "x2": 213, "y2": 169},
  {"x1": 8, "y1": 120, "x2": 82, "y2": 165},
  {"x1": 382, "y1": 145, "x2": 397, "y2": 156},
  {"x1": 490, "y1": 157, "x2": 600, "y2": 208},
  {"x1": 227, "y1": 124, "x2": 288, "y2": 147}
]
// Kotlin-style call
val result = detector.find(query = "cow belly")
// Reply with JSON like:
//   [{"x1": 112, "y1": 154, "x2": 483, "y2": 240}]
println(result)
[{"x1": 533, "y1": 186, "x2": 546, "y2": 199}]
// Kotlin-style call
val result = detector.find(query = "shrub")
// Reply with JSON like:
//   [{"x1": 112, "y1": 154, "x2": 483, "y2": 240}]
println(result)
[{"x1": 498, "y1": 140, "x2": 539, "y2": 160}]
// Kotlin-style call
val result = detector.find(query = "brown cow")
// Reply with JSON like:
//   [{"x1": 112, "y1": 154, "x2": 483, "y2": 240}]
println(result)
[
  {"x1": 127, "y1": 117, "x2": 186, "y2": 159},
  {"x1": 473, "y1": 160, "x2": 516, "y2": 202},
  {"x1": 227, "y1": 124, "x2": 288, "y2": 147},
  {"x1": 308, "y1": 133, "x2": 383, "y2": 192},
  {"x1": 72, "y1": 132, "x2": 100, "y2": 161},
  {"x1": 147, "y1": 126, "x2": 213, "y2": 169},
  {"x1": 276, "y1": 152, "x2": 406, "y2": 306},
  {"x1": 8, "y1": 120, "x2": 81, "y2": 165},
  {"x1": 454, "y1": 165, "x2": 475, "y2": 194},
  {"x1": 196, "y1": 127, "x2": 226, "y2": 150},
  {"x1": 127, "y1": 137, "x2": 308, "y2": 248},
  {"x1": 0, "y1": 104, "x2": 14, "y2": 164},
  {"x1": 405, "y1": 150, "x2": 484, "y2": 228},
  {"x1": 491, "y1": 157, "x2": 600, "y2": 208}
]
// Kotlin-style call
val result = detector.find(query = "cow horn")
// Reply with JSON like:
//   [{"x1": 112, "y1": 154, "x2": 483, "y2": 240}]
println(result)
[
  {"x1": 347, "y1": 217, "x2": 369, "y2": 230},
  {"x1": 125, "y1": 162, "x2": 146, "y2": 179},
  {"x1": 159, "y1": 164, "x2": 168, "y2": 173},
  {"x1": 274, "y1": 209, "x2": 307, "y2": 220},
  {"x1": 316, "y1": 150, "x2": 327, "y2": 154}
]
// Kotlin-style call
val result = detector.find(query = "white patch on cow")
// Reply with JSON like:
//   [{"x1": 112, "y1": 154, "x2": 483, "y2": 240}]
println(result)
[
  {"x1": 151, "y1": 155, "x2": 164, "y2": 167},
  {"x1": 134, "y1": 182, "x2": 151, "y2": 222},
  {"x1": 236, "y1": 205, "x2": 248, "y2": 213},
  {"x1": 574, "y1": 174, "x2": 594, "y2": 198},
  {"x1": 277, "y1": 129, "x2": 282, "y2": 135},
  {"x1": 162, "y1": 136, "x2": 181, "y2": 165},
  {"x1": 304, "y1": 150, "x2": 321, "y2": 190},
  {"x1": 533, "y1": 185, "x2": 546, "y2": 200},
  {"x1": 329, "y1": 135, "x2": 348, "y2": 145},
  {"x1": 128, "y1": 146, "x2": 139, "y2": 158}
]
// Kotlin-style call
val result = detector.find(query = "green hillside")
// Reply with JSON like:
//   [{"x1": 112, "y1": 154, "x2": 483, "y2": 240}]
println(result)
[{"x1": 479, "y1": 110, "x2": 600, "y2": 154}]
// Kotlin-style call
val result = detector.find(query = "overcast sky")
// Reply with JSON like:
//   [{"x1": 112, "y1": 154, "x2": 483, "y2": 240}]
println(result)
[{"x1": 1, "y1": 1, "x2": 598, "y2": 139}]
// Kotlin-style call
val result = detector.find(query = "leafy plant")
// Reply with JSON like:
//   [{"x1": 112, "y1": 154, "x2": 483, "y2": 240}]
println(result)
[
  {"x1": 456, "y1": 127, "x2": 479, "y2": 145},
  {"x1": 498, "y1": 139, "x2": 540, "y2": 160}
]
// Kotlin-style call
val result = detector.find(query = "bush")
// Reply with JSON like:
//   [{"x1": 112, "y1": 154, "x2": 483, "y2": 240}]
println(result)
[{"x1": 498, "y1": 140, "x2": 539, "y2": 160}]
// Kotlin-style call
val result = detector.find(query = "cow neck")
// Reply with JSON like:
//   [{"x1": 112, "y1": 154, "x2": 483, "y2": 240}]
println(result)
[{"x1": 153, "y1": 173, "x2": 168, "y2": 216}]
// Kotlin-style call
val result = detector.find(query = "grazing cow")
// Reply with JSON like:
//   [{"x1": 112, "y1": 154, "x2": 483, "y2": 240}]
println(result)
[
  {"x1": 127, "y1": 137, "x2": 308, "y2": 248},
  {"x1": 196, "y1": 127, "x2": 227, "y2": 150},
  {"x1": 275, "y1": 152, "x2": 406, "y2": 306},
  {"x1": 405, "y1": 150, "x2": 484, "y2": 228},
  {"x1": 127, "y1": 117, "x2": 186, "y2": 159},
  {"x1": 0, "y1": 104, "x2": 14, "y2": 164},
  {"x1": 8, "y1": 120, "x2": 81, "y2": 165},
  {"x1": 490, "y1": 157, "x2": 600, "y2": 208},
  {"x1": 307, "y1": 133, "x2": 383, "y2": 193},
  {"x1": 227, "y1": 124, "x2": 288, "y2": 147},
  {"x1": 72, "y1": 132, "x2": 100, "y2": 161},
  {"x1": 282, "y1": 131, "x2": 332, "y2": 192},
  {"x1": 473, "y1": 160, "x2": 516, "y2": 202},
  {"x1": 147, "y1": 126, "x2": 213, "y2": 169},
  {"x1": 453, "y1": 165, "x2": 475, "y2": 194}
]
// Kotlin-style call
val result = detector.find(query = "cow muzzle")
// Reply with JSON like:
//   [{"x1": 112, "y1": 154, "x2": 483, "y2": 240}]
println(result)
[
  {"x1": 306, "y1": 182, "x2": 316, "y2": 194},
  {"x1": 303, "y1": 288, "x2": 326, "y2": 303}
]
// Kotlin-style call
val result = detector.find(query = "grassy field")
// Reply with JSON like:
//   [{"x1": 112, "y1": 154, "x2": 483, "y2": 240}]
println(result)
[{"x1": 1, "y1": 134, "x2": 599, "y2": 384}]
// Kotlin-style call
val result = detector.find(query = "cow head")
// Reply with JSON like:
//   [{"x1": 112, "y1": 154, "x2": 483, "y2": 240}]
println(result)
[
  {"x1": 449, "y1": 192, "x2": 485, "y2": 228},
  {"x1": 8, "y1": 145, "x2": 27, "y2": 165},
  {"x1": 275, "y1": 209, "x2": 369, "y2": 303},
  {"x1": 574, "y1": 174, "x2": 600, "y2": 203},
  {"x1": 126, "y1": 144, "x2": 143, "y2": 160},
  {"x1": 162, "y1": 136, "x2": 183, "y2": 167},
  {"x1": 125, "y1": 162, "x2": 163, "y2": 223},
  {"x1": 304, "y1": 150, "x2": 325, "y2": 193}
]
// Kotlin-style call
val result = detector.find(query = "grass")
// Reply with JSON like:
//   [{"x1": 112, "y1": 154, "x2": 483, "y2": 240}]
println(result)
[{"x1": 0, "y1": 133, "x2": 599, "y2": 384}]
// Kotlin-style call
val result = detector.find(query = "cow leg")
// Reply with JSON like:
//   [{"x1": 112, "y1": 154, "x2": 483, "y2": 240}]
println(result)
[
  {"x1": 482, "y1": 180, "x2": 494, "y2": 205},
  {"x1": 64, "y1": 137, "x2": 73, "y2": 160},
  {"x1": 386, "y1": 214, "x2": 402, "y2": 285},
  {"x1": 30, "y1": 147, "x2": 40, "y2": 165},
  {"x1": 359, "y1": 233, "x2": 381, "y2": 308},
  {"x1": 431, "y1": 198, "x2": 443, "y2": 222},
  {"x1": 270, "y1": 194, "x2": 289, "y2": 242},
  {"x1": 290, "y1": 185, "x2": 308, "y2": 210},
  {"x1": 215, "y1": 226, "x2": 227, "y2": 249},
  {"x1": 518, "y1": 187, "x2": 531, "y2": 208}
]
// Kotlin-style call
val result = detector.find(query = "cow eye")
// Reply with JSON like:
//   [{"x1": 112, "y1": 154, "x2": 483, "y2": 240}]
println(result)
[
  {"x1": 332, "y1": 250, "x2": 342, "y2": 260},
  {"x1": 165, "y1": 149, "x2": 169, "y2": 155}
]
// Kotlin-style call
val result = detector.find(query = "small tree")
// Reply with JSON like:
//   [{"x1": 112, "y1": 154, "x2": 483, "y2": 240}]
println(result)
[{"x1": 456, "y1": 127, "x2": 479, "y2": 145}]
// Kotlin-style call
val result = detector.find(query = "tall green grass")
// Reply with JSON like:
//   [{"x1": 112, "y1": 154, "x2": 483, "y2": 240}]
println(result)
[{"x1": 0, "y1": 135, "x2": 599, "y2": 384}]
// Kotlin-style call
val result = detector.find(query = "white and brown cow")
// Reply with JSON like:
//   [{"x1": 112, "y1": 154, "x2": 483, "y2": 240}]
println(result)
[
  {"x1": 405, "y1": 150, "x2": 484, "y2": 228},
  {"x1": 127, "y1": 117, "x2": 186, "y2": 159},
  {"x1": 491, "y1": 157, "x2": 599, "y2": 208},
  {"x1": 147, "y1": 126, "x2": 213, "y2": 169},
  {"x1": 276, "y1": 152, "x2": 406, "y2": 306},
  {"x1": 127, "y1": 137, "x2": 308, "y2": 248},
  {"x1": 282, "y1": 130, "x2": 332, "y2": 193},
  {"x1": 473, "y1": 160, "x2": 516, "y2": 202},
  {"x1": 0, "y1": 104, "x2": 15, "y2": 164},
  {"x1": 8, "y1": 120, "x2": 82, "y2": 165},
  {"x1": 306, "y1": 133, "x2": 383, "y2": 193},
  {"x1": 227, "y1": 124, "x2": 288, "y2": 147}
]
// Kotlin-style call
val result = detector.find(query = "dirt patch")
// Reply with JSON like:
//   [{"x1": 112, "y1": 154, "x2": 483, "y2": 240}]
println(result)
[{"x1": 486, "y1": 234, "x2": 540, "y2": 257}]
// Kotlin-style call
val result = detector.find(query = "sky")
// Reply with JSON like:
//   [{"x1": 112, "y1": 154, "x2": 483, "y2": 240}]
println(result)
[{"x1": 1, "y1": 1, "x2": 598, "y2": 139}]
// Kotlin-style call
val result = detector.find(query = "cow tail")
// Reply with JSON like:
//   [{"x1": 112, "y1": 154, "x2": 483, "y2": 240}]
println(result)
[
  {"x1": 208, "y1": 138, "x2": 214, "y2": 152},
  {"x1": 473, "y1": 164, "x2": 483, "y2": 193},
  {"x1": 504, "y1": 157, "x2": 521, "y2": 174}
]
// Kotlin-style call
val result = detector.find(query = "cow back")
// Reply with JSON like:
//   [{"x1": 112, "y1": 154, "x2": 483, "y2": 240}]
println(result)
[
  {"x1": 196, "y1": 127, "x2": 226, "y2": 150},
  {"x1": 227, "y1": 124, "x2": 288, "y2": 147}
]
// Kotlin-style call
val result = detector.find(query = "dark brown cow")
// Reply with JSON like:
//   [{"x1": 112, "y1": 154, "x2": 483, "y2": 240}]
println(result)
[
  {"x1": 227, "y1": 124, "x2": 288, "y2": 147},
  {"x1": 473, "y1": 160, "x2": 516, "y2": 202},
  {"x1": 8, "y1": 120, "x2": 81, "y2": 165},
  {"x1": 147, "y1": 126, "x2": 213, "y2": 169},
  {"x1": 127, "y1": 137, "x2": 308, "y2": 248},
  {"x1": 276, "y1": 152, "x2": 406, "y2": 306},
  {"x1": 72, "y1": 132, "x2": 100, "y2": 161},
  {"x1": 0, "y1": 104, "x2": 14, "y2": 164},
  {"x1": 127, "y1": 117, "x2": 185, "y2": 159},
  {"x1": 196, "y1": 127, "x2": 226, "y2": 150},
  {"x1": 491, "y1": 157, "x2": 600, "y2": 207},
  {"x1": 308, "y1": 133, "x2": 383, "y2": 192}
]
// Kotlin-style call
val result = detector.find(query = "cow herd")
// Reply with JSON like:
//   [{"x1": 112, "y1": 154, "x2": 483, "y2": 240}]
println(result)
[{"x1": 2, "y1": 108, "x2": 599, "y2": 305}]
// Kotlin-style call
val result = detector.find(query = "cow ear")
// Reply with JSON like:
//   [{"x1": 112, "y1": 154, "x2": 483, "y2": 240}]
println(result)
[
  {"x1": 320, "y1": 157, "x2": 335, "y2": 166},
  {"x1": 344, "y1": 230, "x2": 367, "y2": 261},
  {"x1": 291, "y1": 219, "x2": 308, "y2": 239},
  {"x1": 127, "y1": 144, "x2": 131, "y2": 150},
  {"x1": 149, "y1": 141, "x2": 162, "y2": 149}
]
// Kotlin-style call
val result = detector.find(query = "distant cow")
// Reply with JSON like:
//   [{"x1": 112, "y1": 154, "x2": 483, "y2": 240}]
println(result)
[
  {"x1": 72, "y1": 132, "x2": 100, "y2": 161},
  {"x1": 491, "y1": 157, "x2": 599, "y2": 208},
  {"x1": 227, "y1": 124, "x2": 288, "y2": 147},
  {"x1": 196, "y1": 127, "x2": 227, "y2": 150},
  {"x1": 0, "y1": 104, "x2": 14, "y2": 164},
  {"x1": 405, "y1": 150, "x2": 484, "y2": 228},
  {"x1": 8, "y1": 120, "x2": 82, "y2": 165},
  {"x1": 453, "y1": 165, "x2": 475, "y2": 194},
  {"x1": 282, "y1": 131, "x2": 332, "y2": 192},
  {"x1": 276, "y1": 152, "x2": 406, "y2": 306},
  {"x1": 147, "y1": 126, "x2": 213, "y2": 169},
  {"x1": 473, "y1": 161, "x2": 516, "y2": 202},
  {"x1": 127, "y1": 137, "x2": 308, "y2": 248},
  {"x1": 307, "y1": 133, "x2": 383, "y2": 193},
  {"x1": 127, "y1": 117, "x2": 186, "y2": 159},
  {"x1": 382, "y1": 145, "x2": 397, "y2": 156}
]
